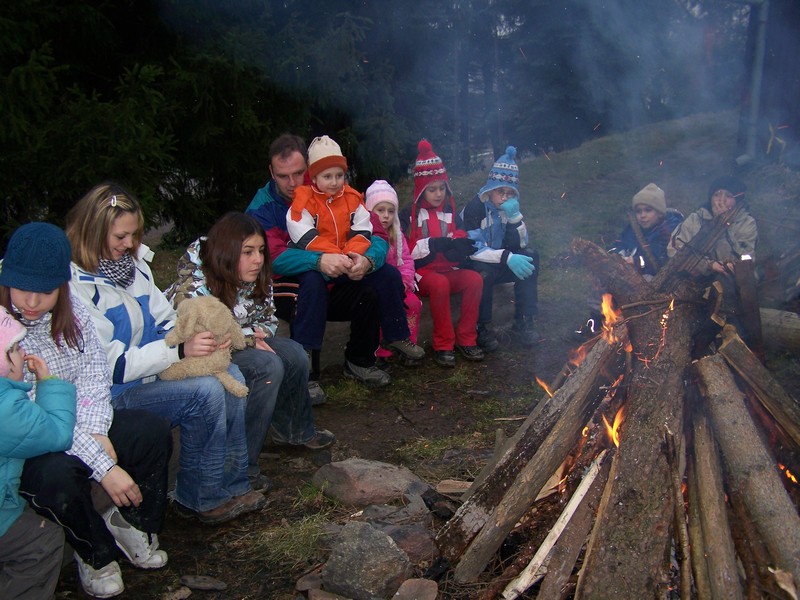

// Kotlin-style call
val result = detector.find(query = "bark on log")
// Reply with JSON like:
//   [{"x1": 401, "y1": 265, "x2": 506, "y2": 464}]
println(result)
[
  {"x1": 694, "y1": 353, "x2": 800, "y2": 585},
  {"x1": 760, "y1": 307, "x2": 800, "y2": 352},
  {"x1": 718, "y1": 325, "x2": 800, "y2": 448},
  {"x1": 734, "y1": 257, "x2": 764, "y2": 360},
  {"x1": 449, "y1": 341, "x2": 617, "y2": 582},
  {"x1": 436, "y1": 338, "x2": 619, "y2": 565},
  {"x1": 691, "y1": 407, "x2": 744, "y2": 599},
  {"x1": 687, "y1": 459, "x2": 713, "y2": 600},
  {"x1": 572, "y1": 239, "x2": 697, "y2": 600}
]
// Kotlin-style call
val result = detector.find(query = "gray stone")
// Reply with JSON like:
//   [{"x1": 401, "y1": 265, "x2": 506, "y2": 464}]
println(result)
[
  {"x1": 378, "y1": 523, "x2": 439, "y2": 564},
  {"x1": 392, "y1": 578, "x2": 438, "y2": 600},
  {"x1": 322, "y1": 521, "x2": 413, "y2": 600},
  {"x1": 361, "y1": 494, "x2": 432, "y2": 528},
  {"x1": 312, "y1": 458, "x2": 431, "y2": 507}
]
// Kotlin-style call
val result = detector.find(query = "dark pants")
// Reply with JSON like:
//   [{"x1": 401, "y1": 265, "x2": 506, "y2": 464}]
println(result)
[
  {"x1": 467, "y1": 247, "x2": 540, "y2": 324},
  {"x1": 0, "y1": 507, "x2": 64, "y2": 600},
  {"x1": 20, "y1": 410, "x2": 172, "y2": 569},
  {"x1": 275, "y1": 264, "x2": 410, "y2": 368}
]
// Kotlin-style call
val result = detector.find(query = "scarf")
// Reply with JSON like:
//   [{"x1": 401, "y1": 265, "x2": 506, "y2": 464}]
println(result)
[{"x1": 99, "y1": 253, "x2": 136, "y2": 288}]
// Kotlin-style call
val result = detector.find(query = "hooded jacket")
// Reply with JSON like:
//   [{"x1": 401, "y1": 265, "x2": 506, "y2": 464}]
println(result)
[{"x1": 458, "y1": 193, "x2": 529, "y2": 264}]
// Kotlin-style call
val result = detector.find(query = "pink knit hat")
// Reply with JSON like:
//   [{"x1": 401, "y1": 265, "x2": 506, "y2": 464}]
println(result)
[
  {"x1": 365, "y1": 180, "x2": 403, "y2": 266},
  {"x1": 0, "y1": 305, "x2": 26, "y2": 378}
]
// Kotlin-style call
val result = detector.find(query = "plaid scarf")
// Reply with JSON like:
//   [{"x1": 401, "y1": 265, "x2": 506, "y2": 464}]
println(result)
[{"x1": 99, "y1": 253, "x2": 136, "y2": 288}]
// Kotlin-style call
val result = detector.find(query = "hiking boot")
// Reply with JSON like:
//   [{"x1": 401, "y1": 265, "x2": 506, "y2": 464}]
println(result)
[
  {"x1": 456, "y1": 344, "x2": 485, "y2": 361},
  {"x1": 75, "y1": 554, "x2": 124, "y2": 598},
  {"x1": 476, "y1": 324, "x2": 500, "y2": 353},
  {"x1": 434, "y1": 350, "x2": 456, "y2": 368},
  {"x1": 248, "y1": 472, "x2": 274, "y2": 494},
  {"x1": 381, "y1": 338, "x2": 426, "y2": 361},
  {"x1": 510, "y1": 316, "x2": 541, "y2": 347},
  {"x1": 235, "y1": 490, "x2": 268, "y2": 515},
  {"x1": 102, "y1": 507, "x2": 168, "y2": 570},
  {"x1": 343, "y1": 360, "x2": 391, "y2": 388},
  {"x1": 173, "y1": 496, "x2": 244, "y2": 524},
  {"x1": 308, "y1": 380, "x2": 326, "y2": 406}
]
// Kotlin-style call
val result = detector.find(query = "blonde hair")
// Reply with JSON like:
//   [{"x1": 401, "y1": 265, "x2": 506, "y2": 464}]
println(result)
[{"x1": 66, "y1": 182, "x2": 144, "y2": 272}]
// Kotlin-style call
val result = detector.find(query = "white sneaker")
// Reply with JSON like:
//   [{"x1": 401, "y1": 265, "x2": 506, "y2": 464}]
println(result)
[
  {"x1": 74, "y1": 553, "x2": 124, "y2": 598},
  {"x1": 102, "y1": 506, "x2": 168, "y2": 569}
]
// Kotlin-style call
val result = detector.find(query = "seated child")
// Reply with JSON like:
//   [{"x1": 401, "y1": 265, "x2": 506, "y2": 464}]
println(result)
[
  {"x1": 0, "y1": 305, "x2": 76, "y2": 600},
  {"x1": 459, "y1": 146, "x2": 540, "y2": 350},
  {"x1": 576, "y1": 183, "x2": 683, "y2": 337},
  {"x1": 403, "y1": 139, "x2": 484, "y2": 368},
  {"x1": 365, "y1": 180, "x2": 422, "y2": 364}
]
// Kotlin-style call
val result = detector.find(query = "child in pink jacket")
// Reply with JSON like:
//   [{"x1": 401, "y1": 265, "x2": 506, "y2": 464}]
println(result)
[{"x1": 365, "y1": 180, "x2": 422, "y2": 364}]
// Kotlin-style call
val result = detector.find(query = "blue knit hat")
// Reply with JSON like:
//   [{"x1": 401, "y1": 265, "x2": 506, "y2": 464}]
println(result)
[
  {"x1": 0, "y1": 222, "x2": 72, "y2": 293},
  {"x1": 479, "y1": 146, "x2": 520, "y2": 200}
]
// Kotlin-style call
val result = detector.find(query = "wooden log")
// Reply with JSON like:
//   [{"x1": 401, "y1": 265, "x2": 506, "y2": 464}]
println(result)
[
  {"x1": 718, "y1": 325, "x2": 800, "y2": 448},
  {"x1": 734, "y1": 256, "x2": 764, "y2": 359},
  {"x1": 436, "y1": 338, "x2": 619, "y2": 564},
  {"x1": 760, "y1": 307, "x2": 800, "y2": 352},
  {"x1": 686, "y1": 458, "x2": 713, "y2": 600},
  {"x1": 694, "y1": 353, "x2": 800, "y2": 585},
  {"x1": 664, "y1": 431, "x2": 692, "y2": 600},
  {"x1": 691, "y1": 407, "x2": 744, "y2": 599},
  {"x1": 535, "y1": 453, "x2": 610, "y2": 600},
  {"x1": 449, "y1": 342, "x2": 618, "y2": 583}
]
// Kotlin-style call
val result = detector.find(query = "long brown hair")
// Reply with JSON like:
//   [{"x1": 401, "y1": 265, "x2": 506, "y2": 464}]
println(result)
[
  {"x1": 0, "y1": 284, "x2": 84, "y2": 350},
  {"x1": 66, "y1": 182, "x2": 144, "y2": 272},
  {"x1": 199, "y1": 213, "x2": 271, "y2": 310}
]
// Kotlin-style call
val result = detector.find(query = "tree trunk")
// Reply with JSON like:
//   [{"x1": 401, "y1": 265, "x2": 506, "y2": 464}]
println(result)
[
  {"x1": 694, "y1": 353, "x2": 800, "y2": 585},
  {"x1": 760, "y1": 307, "x2": 800, "y2": 352}
]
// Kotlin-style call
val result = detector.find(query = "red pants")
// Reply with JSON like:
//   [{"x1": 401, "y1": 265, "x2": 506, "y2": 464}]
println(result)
[{"x1": 417, "y1": 268, "x2": 482, "y2": 350}]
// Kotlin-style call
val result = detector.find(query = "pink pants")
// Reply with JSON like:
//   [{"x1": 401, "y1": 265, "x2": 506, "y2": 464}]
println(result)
[
  {"x1": 417, "y1": 269, "x2": 482, "y2": 351},
  {"x1": 376, "y1": 290, "x2": 423, "y2": 358}
]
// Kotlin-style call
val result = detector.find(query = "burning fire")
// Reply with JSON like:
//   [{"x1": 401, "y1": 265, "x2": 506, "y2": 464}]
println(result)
[
  {"x1": 600, "y1": 294, "x2": 622, "y2": 343},
  {"x1": 536, "y1": 376, "x2": 554, "y2": 397},
  {"x1": 778, "y1": 463, "x2": 799, "y2": 484},
  {"x1": 602, "y1": 407, "x2": 624, "y2": 448}
]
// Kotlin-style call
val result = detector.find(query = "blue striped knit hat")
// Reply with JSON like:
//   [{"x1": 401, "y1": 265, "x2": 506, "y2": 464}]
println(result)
[{"x1": 479, "y1": 146, "x2": 519, "y2": 200}]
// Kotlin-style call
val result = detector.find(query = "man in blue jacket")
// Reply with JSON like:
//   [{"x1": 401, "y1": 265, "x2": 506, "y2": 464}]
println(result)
[{"x1": 247, "y1": 135, "x2": 423, "y2": 396}]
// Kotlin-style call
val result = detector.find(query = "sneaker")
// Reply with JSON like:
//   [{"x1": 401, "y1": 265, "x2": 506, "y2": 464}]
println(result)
[
  {"x1": 343, "y1": 360, "x2": 391, "y2": 388},
  {"x1": 272, "y1": 428, "x2": 336, "y2": 451},
  {"x1": 102, "y1": 507, "x2": 168, "y2": 570},
  {"x1": 248, "y1": 472, "x2": 274, "y2": 494},
  {"x1": 456, "y1": 344, "x2": 485, "y2": 361},
  {"x1": 434, "y1": 350, "x2": 456, "y2": 368},
  {"x1": 381, "y1": 338, "x2": 426, "y2": 361},
  {"x1": 75, "y1": 554, "x2": 124, "y2": 598},
  {"x1": 510, "y1": 317, "x2": 541, "y2": 347},
  {"x1": 235, "y1": 490, "x2": 267, "y2": 515},
  {"x1": 476, "y1": 324, "x2": 500, "y2": 353},
  {"x1": 308, "y1": 380, "x2": 327, "y2": 406}
]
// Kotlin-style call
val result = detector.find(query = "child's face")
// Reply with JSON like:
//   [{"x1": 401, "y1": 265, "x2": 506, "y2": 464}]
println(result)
[
  {"x1": 10, "y1": 288, "x2": 59, "y2": 322},
  {"x1": 371, "y1": 202, "x2": 396, "y2": 231},
  {"x1": 710, "y1": 188, "x2": 738, "y2": 217},
  {"x1": 487, "y1": 186, "x2": 517, "y2": 208},
  {"x1": 238, "y1": 234, "x2": 266, "y2": 283},
  {"x1": 313, "y1": 167, "x2": 346, "y2": 196},
  {"x1": 634, "y1": 204, "x2": 664, "y2": 230},
  {"x1": 422, "y1": 182, "x2": 448, "y2": 208},
  {"x1": 106, "y1": 211, "x2": 139, "y2": 261},
  {"x1": 6, "y1": 342, "x2": 26, "y2": 381}
]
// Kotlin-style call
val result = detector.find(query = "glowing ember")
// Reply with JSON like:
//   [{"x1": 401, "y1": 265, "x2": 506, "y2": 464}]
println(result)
[
  {"x1": 536, "y1": 376, "x2": 554, "y2": 397},
  {"x1": 600, "y1": 294, "x2": 622, "y2": 343},
  {"x1": 582, "y1": 426, "x2": 589, "y2": 437},
  {"x1": 602, "y1": 407, "x2": 624, "y2": 448},
  {"x1": 778, "y1": 463, "x2": 799, "y2": 484}
]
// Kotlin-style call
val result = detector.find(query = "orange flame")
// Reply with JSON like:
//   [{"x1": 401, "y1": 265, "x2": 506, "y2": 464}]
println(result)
[
  {"x1": 602, "y1": 407, "x2": 624, "y2": 448},
  {"x1": 568, "y1": 343, "x2": 588, "y2": 367},
  {"x1": 600, "y1": 294, "x2": 622, "y2": 343},
  {"x1": 536, "y1": 376, "x2": 554, "y2": 397},
  {"x1": 778, "y1": 463, "x2": 799, "y2": 484}
]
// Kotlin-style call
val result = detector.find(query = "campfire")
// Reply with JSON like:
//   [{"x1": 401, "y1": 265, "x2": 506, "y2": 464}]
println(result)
[{"x1": 434, "y1": 221, "x2": 800, "y2": 599}]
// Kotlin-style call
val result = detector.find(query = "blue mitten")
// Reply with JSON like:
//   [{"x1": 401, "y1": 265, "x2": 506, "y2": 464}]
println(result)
[
  {"x1": 500, "y1": 198, "x2": 522, "y2": 222},
  {"x1": 506, "y1": 253, "x2": 535, "y2": 279}
]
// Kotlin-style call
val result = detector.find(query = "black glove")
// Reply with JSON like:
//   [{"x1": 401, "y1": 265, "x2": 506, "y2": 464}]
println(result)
[
  {"x1": 444, "y1": 237, "x2": 476, "y2": 263},
  {"x1": 429, "y1": 237, "x2": 452, "y2": 254}
]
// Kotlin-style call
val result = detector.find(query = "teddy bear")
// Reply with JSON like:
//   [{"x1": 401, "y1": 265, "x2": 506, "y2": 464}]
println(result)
[{"x1": 160, "y1": 296, "x2": 249, "y2": 397}]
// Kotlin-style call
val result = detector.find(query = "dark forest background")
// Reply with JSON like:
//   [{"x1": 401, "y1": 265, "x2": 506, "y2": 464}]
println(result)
[{"x1": 1, "y1": 0, "x2": 798, "y2": 248}]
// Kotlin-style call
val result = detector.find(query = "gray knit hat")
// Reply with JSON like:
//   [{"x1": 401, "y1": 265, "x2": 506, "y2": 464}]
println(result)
[{"x1": 632, "y1": 183, "x2": 666, "y2": 214}]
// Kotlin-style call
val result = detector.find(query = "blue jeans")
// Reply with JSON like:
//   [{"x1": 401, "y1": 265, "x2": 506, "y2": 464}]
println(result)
[
  {"x1": 467, "y1": 247, "x2": 540, "y2": 324},
  {"x1": 112, "y1": 365, "x2": 249, "y2": 513},
  {"x1": 232, "y1": 337, "x2": 315, "y2": 475}
]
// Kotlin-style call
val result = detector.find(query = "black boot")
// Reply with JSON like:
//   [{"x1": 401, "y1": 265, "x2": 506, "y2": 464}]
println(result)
[{"x1": 510, "y1": 316, "x2": 541, "y2": 347}]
